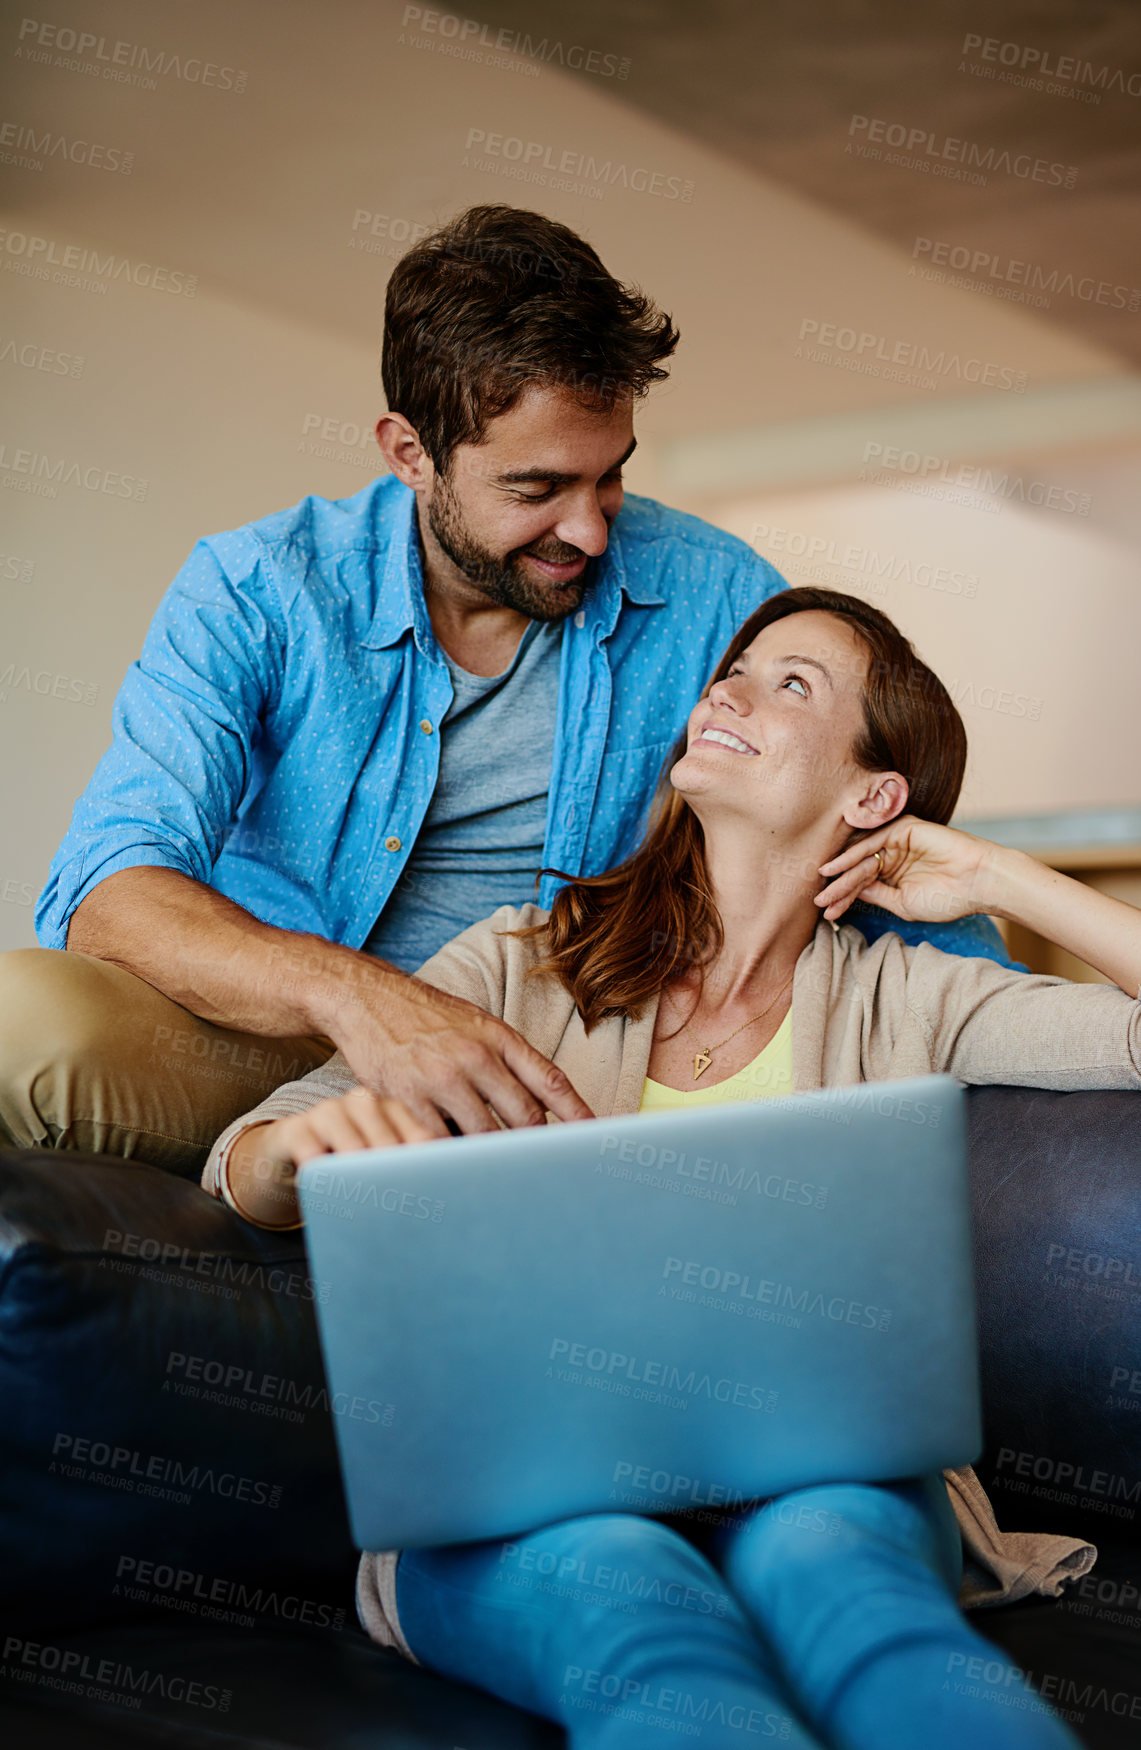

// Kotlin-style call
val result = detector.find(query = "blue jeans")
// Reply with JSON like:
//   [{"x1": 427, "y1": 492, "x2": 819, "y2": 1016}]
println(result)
[{"x1": 394, "y1": 1476, "x2": 1080, "y2": 1749}]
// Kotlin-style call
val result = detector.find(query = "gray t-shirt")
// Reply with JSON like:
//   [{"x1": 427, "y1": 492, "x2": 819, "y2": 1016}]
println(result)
[{"x1": 362, "y1": 618, "x2": 563, "y2": 972}]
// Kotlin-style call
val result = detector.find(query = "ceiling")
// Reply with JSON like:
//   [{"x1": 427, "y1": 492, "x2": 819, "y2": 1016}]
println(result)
[{"x1": 472, "y1": 0, "x2": 1141, "y2": 366}]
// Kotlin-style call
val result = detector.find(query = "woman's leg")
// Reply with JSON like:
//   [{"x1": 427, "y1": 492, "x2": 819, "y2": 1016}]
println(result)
[
  {"x1": 396, "y1": 1512, "x2": 825, "y2": 1748},
  {"x1": 708, "y1": 1476, "x2": 1081, "y2": 1750}
]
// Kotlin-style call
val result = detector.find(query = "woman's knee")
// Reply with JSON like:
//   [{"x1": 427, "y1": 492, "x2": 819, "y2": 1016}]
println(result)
[
  {"x1": 403, "y1": 1512, "x2": 735, "y2": 1649},
  {"x1": 722, "y1": 1478, "x2": 958, "y2": 1598},
  {"x1": 397, "y1": 1513, "x2": 732, "y2": 1695},
  {"x1": 414, "y1": 1512, "x2": 717, "y2": 1599}
]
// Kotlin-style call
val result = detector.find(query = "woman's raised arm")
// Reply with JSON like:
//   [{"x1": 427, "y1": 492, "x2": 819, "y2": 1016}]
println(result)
[{"x1": 817, "y1": 817, "x2": 1141, "y2": 1000}]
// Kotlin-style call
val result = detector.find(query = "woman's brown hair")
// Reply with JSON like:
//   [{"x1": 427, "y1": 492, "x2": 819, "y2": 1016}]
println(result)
[{"x1": 522, "y1": 587, "x2": 967, "y2": 1029}]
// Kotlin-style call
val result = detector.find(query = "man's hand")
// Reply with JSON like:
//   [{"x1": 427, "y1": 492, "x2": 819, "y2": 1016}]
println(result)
[
  {"x1": 324, "y1": 970, "x2": 595, "y2": 1138},
  {"x1": 67, "y1": 867, "x2": 594, "y2": 1139}
]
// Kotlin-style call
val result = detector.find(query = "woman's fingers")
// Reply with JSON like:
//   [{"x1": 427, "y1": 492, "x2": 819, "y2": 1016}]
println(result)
[
  {"x1": 338, "y1": 1088, "x2": 434, "y2": 1149},
  {"x1": 824, "y1": 882, "x2": 907, "y2": 922},
  {"x1": 290, "y1": 1103, "x2": 372, "y2": 1165},
  {"x1": 815, "y1": 853, "x2": 896, "y2": 917},
  {"x1": 818, "y1": 829, "x2": 897, "y2": 878},
  {"x1": 371, "y1": 1095, "x2": 440, "y2": 1147},
  {"x1": 284, "y1": 1090, "x2": 438, "y2": 1168}
]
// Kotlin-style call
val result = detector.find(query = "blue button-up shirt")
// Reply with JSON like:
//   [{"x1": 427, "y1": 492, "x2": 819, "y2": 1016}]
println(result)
[{"x1": 37, "y1": 476, "x2": 1011, "y2": 968}]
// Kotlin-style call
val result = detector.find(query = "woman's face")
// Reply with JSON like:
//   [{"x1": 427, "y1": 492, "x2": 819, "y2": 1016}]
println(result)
[{"x1": 670, "y1": 610, "x2": 889, "y2": 840}]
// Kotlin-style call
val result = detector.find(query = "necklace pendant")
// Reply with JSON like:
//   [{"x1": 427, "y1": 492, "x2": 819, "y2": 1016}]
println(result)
[{"x1": 693, "y1": 1049, "x2": 712, "y2": 1081}]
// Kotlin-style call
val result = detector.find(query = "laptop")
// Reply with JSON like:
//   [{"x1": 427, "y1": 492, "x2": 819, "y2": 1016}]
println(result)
[{"x1": 298, "y1": 1073, "x2": 981, "y2": 1550}]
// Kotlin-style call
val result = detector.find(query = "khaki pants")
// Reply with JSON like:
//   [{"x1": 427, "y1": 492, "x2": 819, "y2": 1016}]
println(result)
[{"x1": 0, "y1": 949, "x2": 335, "y2": 1177}]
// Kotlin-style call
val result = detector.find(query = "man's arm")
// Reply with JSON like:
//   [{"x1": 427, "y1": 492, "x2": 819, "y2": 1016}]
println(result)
[
  {"x1": 44, "y1": 537, "x2": 589, "y2": 1136},
  {"x1": 36, "y1": 535, "x2": 280, "y2": 949},
  {"x1": 68, "y1": 867, "x2": 592, "y2": 1137}
]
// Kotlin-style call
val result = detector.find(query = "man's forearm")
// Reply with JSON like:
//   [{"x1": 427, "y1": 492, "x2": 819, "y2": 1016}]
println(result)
[
  {"x1": 66, "y1": 865, "x2": 398, "y2": 1039},
  {"x1": 67, "y1": 866, "x2": 594, "y2": 1135}
]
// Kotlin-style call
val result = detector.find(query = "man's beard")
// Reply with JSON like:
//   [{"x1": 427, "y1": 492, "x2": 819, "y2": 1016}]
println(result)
[{"x1": 426, "y1": 475, "x2": 600, "y2": 622}]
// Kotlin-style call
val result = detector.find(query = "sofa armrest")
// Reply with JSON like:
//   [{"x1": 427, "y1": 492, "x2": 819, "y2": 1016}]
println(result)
[
  {"x1": 0, "y1": 1147, "x2": 358, "y2": 1630},
  {"x1": 966, "y1": 1086, "x2": 1141, "y2": 1547}
]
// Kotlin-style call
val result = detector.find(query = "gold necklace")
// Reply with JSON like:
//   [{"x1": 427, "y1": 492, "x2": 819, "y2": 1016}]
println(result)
[{"x1": 671, "y1": 976, "x2": 795, "y2": 1082}]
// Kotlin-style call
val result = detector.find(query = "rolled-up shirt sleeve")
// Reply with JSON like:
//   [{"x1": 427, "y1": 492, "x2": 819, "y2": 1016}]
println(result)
[{"x1": 36, "y1": 534, "x2": 283, "y2": 949}]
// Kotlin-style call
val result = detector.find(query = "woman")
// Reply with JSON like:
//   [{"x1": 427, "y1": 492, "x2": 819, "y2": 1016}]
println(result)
[{"x1": 204, "y1": 588, "x2": 1140, "y2": 1748}]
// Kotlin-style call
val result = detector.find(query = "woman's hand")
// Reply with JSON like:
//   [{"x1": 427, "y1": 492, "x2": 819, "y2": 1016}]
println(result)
[
  {"x1": 226, "y1": 1089, "x2": 437, "y2": 1227},
  {"x1": 814, "y1": 817, "x2": 999, "y2": 926},
  {"x1": 818, "y1": 820, "x2": 1141, "y2": 996}
]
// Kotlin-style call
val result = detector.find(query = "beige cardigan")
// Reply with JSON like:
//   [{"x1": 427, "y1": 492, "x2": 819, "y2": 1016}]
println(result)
[
  {"x1": 207, "y1": 910, "x2": 1141, "y2": 1623},
  {"x1": 207, "y1": 906, "x2": 1141, "y2": 1155}
]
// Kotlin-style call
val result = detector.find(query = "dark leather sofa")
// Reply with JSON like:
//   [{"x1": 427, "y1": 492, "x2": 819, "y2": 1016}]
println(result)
[{"x1": 2, "y1": 1083, "x2": 1139, "y2": 1749}]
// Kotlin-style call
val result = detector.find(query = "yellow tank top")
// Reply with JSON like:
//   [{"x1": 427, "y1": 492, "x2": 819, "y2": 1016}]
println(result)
[{"x1": 639, "y1": 1010, "x2": 794, "y2": 1111}]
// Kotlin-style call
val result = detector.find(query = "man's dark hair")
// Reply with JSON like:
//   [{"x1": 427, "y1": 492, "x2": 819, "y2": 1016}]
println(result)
[{"x1": 382, "y1": 205, "x2": 678, "y2": 471}]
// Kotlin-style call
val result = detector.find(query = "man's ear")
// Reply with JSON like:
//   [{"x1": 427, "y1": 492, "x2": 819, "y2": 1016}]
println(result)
[
  {"x1": 842, "y1": 772, "x2": 909, "y2": 832},
  {"x1": 376, "y1": 413, "x2": 434, "y2": 491}
]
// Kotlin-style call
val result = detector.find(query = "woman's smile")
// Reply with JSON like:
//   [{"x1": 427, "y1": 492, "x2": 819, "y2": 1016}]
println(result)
[{"x1": 697, "y1": 724, "x2": 761, "y2": 756}]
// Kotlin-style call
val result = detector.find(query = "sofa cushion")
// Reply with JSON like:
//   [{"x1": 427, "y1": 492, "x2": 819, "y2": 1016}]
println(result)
[
  {"x1": 966, "y1": 1086, "x2": 1141, "y2": 1549},
  {"x1": 0, "y1": 1148, "x2": 358, "y2": 1629},
  {"x1": 2, "y1": 1080, "x2": 1138, "y2": 1642},
  {"x1": 2, "y1": 1545, "x2": 1139, "y2": 1750}
]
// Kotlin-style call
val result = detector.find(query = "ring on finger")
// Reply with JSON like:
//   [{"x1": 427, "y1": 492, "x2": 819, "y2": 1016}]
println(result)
[{"x1": 873, "y1": 849, "x2": 885, "y2": 877}]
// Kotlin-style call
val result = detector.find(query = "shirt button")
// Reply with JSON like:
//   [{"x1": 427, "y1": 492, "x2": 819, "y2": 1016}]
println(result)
[
  {"x1": 420, "y1": 719, "x2": 433, "y2": 734},
  {"x1": 384, "y1": 835, "x2": 402, "y2": 853},
  {"x1": 574, "y1": 611, "x2": 585, "y2": 628}
]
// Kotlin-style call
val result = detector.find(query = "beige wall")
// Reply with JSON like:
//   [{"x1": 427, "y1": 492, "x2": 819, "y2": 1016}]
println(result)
[
  {"x1": 2, "y1": 0, "x2": 1138, "y2": 949},
  {"x1": 705, "y1": 447, "x2": 1141, "y2": 818}
]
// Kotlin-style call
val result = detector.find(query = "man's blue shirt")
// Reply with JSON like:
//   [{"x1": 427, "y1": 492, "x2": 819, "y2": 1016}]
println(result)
[{"x1": 37, "y1": 475, "x2": 1011, "y2": 969}]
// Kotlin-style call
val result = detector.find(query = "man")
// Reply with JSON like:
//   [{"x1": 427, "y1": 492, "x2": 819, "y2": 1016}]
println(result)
[{"x1": 0, "y1": 205, "x2": 1010, "y2": 1173}]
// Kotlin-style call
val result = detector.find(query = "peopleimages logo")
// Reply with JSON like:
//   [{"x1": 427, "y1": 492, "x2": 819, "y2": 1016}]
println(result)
[
  {"x1": 400, "y1": 6, "x2": 630, "y2": 78},
  {"x1": 560, "y1": 1664, "x2": 792, "y2": 1738},
  {"x1": 164, "y1": 1351, "x2": 394, "y2": 1426},
  {"x1": 15, "y1": 19, "x2": 249, "y2": 93},
  {"x1": 463, "y1": 127, "x2": 694, "y2": 201},
  {"x1": 751, "y1": 523, "x2": 978, "y2": 598},
  {"x1": 114, "y1": 1556, "x2": 346, "y2": 1631},
  {"x1": 995, "y1": 1446, "x2": 1141, "y2": 1508},
  {"x1": 49, "y1": 1431, "x2": 283, "y2": 1509},
  {"x1": 796, "y1": 318, "x2": 1026, "y2": 392},
  {"x1": 547, "y1": 1337, "x2": 778, "y2": 1412},
  {"x1": 0, "y1": 442, "x2": 146, "y2": 500},
  {"x1": 960, "y1": 32, "x2": 1141, "y2": 100},
  {"x1": 0, "y1": 336, "x2": 84, "y2": 375},
  {"x1": 1, "y1": 1636, "x2": 232, "y2": 1712},
  {"x1": 347, "y1": 210, "x2": 431, "y2": 259},
  {"x1": 0, "y1": 226, "x2": 197, "y2": 296},
  {"x1": 0, "y1": 118, "x2": 133, "y2": 172},
  {"x1": 846, "y1": 114, "x2": 1077, "y2": 188},
  {"x1": 99, "y1": 1226, "x2": 330, "y2": 1305},
  {"x1": 912, "y1": 237, "x2": 1141, "y2": 313},
  {"x1": 662, "y1": 1257, "x2": 893, "y2": 1331},
  {"x1": 860, "y1": 443, "x2": 1091, "y2": 517},
  {"x1": 0, "y1": 664, "x2": 97, "y2": 706}
]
